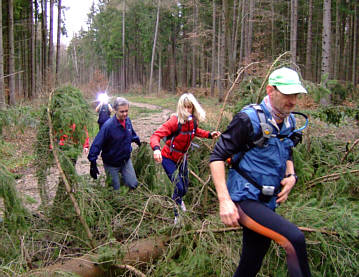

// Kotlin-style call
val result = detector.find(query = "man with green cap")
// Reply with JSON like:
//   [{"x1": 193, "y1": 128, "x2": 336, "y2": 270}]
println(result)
[{"x1": 210, "y1": 67, "x2": 311, "y2": 276}]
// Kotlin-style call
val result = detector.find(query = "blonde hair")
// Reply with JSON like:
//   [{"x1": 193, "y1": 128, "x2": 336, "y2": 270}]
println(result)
[{"x1": 176, "y1": 93, "x2": 206, "y2": 124}]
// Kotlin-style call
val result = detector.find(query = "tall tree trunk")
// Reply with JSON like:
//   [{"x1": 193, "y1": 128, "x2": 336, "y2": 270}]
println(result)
[
  {"x1": 0, "y1": 0, "x2": 5, "y2": 109},
  {"x1": 271, "y1": 0, "x2": 275, "y2": 59},
  {"x1": 218, "y1": 8, "x2": 224, "y2": 102},
  {"x1": 121, "y1": 0, "x2": 126, "y2": 92},
  {"x1": 149, "y1": 0, "x2": 160, "y2": 94},
  {"x1": 290, "y1": 0, "x2": 298, "y2": 65},
  {"x1": 352, "y1": 1, "x2": 357, "y2": 85},
  {"x1": 41, "y1": 0, "x2": 48, "y2": 87},
  {"x1": 245, "y1": 0, "x2": 254, "y2": 63},
  {"x1": 239, "y1": 0, "x2": 246, "y2": 64},
  {"x1": 158, "y1": 50, "x2": 161, "y2": 94},
  {"x1": 29, "y1": 0, "x2": 35, "y2": 99},
  {"x1": 333, "y1": 0, "x2": 341, "y2": 79},
  {"x1": 48, "y1": 0, "x2": 54, "y2": 88},
  {"x1": 192, "y1": 0, "x2": 198, "y2": 87},
  {"x1": 305, "y1": 0, "x2": 313, "y2": 80},
  {"x1": 55, "y1": 0, "x2": 62, "y2": 85},
  {"x1": 8, "y1": 0, "x2": 16, "y2": 106},
  {"x1": 210, "y1": 0, "x2": 216, "y2": 97},
  {"x1": 232, "y1": 0, "x2": 241, "y2": 71},
  {"x1": 321, "y1": 0, "x2": 331, "y2": 82}
]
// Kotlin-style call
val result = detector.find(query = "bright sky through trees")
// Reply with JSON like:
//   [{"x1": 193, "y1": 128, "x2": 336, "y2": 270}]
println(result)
[{"x1": 58, "y1": 0, "x2": 98, "y2": 45}]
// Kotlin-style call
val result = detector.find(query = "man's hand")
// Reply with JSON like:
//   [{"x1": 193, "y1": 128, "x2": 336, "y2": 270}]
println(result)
[
  {"x1": 134, "y1": 138, "x2": 141, "y2": 147},
  {"x1": 211, "y1": 131, "x2": 221, "y2": 139},
  {"x1": 90, "y1": 161, "x2": 99, "y2": 179},
  {"x1": 276, "y1": 175, "x2": 296, "y2": 203},
  {"x1": 219, "y1": 199, "x2": 240, "y2": 227},
  {"x1": 153, "y1": 149, "x2": 162, "y2": 163}
]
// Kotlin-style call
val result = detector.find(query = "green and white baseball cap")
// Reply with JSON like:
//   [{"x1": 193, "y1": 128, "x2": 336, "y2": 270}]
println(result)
[{"x1": 268, "y1": 67, "x2": 307, "y2": 95}]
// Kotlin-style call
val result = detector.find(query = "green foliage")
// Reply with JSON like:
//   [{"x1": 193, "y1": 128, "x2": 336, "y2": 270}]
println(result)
[
  {"x1": 0, "y1": 105, "x2": 39, "y2": 137},
  {"x1": 0, "y1": 163, "x2": 29, "y2": 233},
  {"x1": 309, "y1": 106, "x2": 359, "y2": 126},
  {"x1": 231, "y1": 76, "x2": 264, "y2": 114},
  {"x1": 132, "y1": 143, "x2": 157, "y2": 190}
]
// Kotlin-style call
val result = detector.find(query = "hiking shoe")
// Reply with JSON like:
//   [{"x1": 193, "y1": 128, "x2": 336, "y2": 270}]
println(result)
[{"x1": 180, "y1": 200, "x2": 187, "y2": 212}]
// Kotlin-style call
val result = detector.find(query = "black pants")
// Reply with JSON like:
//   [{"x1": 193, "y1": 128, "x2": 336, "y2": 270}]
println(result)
[{"x1": 234, "y1": 200, "x2": 311, "y2": 277}]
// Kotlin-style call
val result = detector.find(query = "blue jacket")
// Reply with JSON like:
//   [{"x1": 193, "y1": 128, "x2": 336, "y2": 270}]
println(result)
[
  {"x1": 210, "y1": 100, "x2": 296, "y2": 210},
  {"x1": 88, "y1": 115, "x2": 140, "y2": 167}
]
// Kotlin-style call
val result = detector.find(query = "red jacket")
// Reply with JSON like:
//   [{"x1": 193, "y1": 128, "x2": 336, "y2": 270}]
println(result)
[{"x1": 150, "y1": 115, "x2": 211, "y2": 163}]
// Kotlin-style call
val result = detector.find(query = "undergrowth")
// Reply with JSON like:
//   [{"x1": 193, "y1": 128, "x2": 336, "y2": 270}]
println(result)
[{"x1": 0, "y1": 88, "x2": 358, "y2": 276}]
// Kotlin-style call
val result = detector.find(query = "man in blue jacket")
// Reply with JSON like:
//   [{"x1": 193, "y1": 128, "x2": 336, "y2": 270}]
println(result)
[
  {"x1": 88, "y1": 97, "x2": 141, "y2": 190},
  {"x1": 210, "y1": 67, "x2": 311, "y2": 276}
]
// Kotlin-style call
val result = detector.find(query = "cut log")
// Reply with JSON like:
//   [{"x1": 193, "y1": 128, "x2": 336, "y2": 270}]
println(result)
[{"x1": 25, "y1": 236, "x2": 169, "y2": 277}]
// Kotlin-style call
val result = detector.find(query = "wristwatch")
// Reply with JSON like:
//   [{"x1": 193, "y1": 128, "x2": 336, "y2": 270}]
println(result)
[{"x1": 285, "y1": 173, "x2": 298, "y2": 184}]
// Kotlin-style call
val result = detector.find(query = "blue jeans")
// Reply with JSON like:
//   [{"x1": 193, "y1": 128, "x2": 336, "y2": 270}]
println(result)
[
  {"x1": 104, "y1": 159, "x2": 138, "y2": 190},
  {"x1": 162, "y1": 157, "x2": 188, "y2": 208}
]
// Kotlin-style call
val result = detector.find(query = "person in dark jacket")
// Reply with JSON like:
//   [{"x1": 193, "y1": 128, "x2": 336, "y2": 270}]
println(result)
[
  {"x1": 95, "y1": 94, "x2": 113, "y2": 130},
  {"x1": 88, "y1": 97, "x2": 141, "y2": 190},
  {"x1": 150, "y1": 93, "x2": 220, "y2": 224},
  {"x1": 210, "y1": 67, "x2": 311, "y2": 276}
]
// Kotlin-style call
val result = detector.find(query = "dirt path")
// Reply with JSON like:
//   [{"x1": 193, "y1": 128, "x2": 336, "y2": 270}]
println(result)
[{"x1": 14, "y1": 102, "x2": 172, "y2": 212}]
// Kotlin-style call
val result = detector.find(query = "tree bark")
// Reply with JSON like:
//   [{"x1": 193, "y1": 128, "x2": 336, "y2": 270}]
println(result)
[
  {"x1": 305, "y1": 0, "x2": 313, "y2": 80},
  {"x1": 0, "y1": 0, "x2": 5, "y2": 109},
  {"x1": 121, "y1": 0, "x2": 126, "y2": 92},
  {"x1": 321, "y1": 0, "x2": 331, "y2": 81},
  {"x1": 290, "y1": 0, "x2": 298, "y2": 65},
  {"x1": 352, "y1": 1, "x2": 357, "y2": 85},
  {"x1": 210, "y1": 0, "x2": 216, "y2": 97},
  {"x1": 29, "y1": 0, "x2": 35, "y2": 99},
  {"x1": 8, "y1": 0, "x2": 16, "y2": 106},
  {"x1": 55, "y1": 0, "x2": 62, "y2": 86},
  {"x1": 149, "y1": 0, "x2": 160, "y2": 94},
  {"x1": 41, "y1": 0, "x2": 48, "y2": 87}
]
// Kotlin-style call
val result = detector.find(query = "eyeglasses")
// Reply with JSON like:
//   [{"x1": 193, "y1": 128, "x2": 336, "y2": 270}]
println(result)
[{"x1": 118, "y1": 110, "x2": 128, "y2": 113}]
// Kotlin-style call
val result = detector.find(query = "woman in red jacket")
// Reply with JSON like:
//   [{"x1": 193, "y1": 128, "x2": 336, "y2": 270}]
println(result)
[{"x1": 150, "y1": 93, "x2": 220, "y2": 224}]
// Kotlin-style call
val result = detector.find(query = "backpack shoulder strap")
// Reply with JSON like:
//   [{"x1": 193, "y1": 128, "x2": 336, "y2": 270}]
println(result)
[{"x1": 249, "y1": 104, "x2": 273, "y2": 148}]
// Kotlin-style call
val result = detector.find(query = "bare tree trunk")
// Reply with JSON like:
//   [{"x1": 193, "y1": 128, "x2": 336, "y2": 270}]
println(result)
[
  {"x1": 8, "y1": 0, "x2": 16, "y2": 106},
  {"x1": 271, "y1": 0, "x2": 275, "y2": 59},
  {"x1": 232, "y1": 0, "x2": 241, "y2": 71},
  {"x1": 218, "y1": 9, "x2": 224, "y2": 102},
  {"x1": 290, "y1": 0, "x2": 298, "y2": 65},
  {"x1": 158, "y1": 51, "x2": 162, "y2": 94},
  {"x1": 149, "y1": 0, "x2": 160, "y2": 94},
  {"x1": 321, "y1": 0, "x2": 331, "y2": 81},
  {"x1": 0, "y1": 0, "x2": 5, "y2": 109},
  {"x1": 333, "y1": 0, "x2": 341, "y2": 79},
  {"x1": 29, "y1": 0, "x2": 35, "y2": 99},
  {"x1": 121, "y1": 0, "x2": 126, "y2": 92},
  {"x1": 41, "y1": 0, "x2": 48, "y2": 88},
  {"x1": 245, "y1": 0, "x2": 254, "y2": 62},
  {"x1": 239, "y1": 0, "x2": 246, "y2": 64},
  {"x1": 352, "y1": 1, "x2": 357, "y2": 85},
  {"x1": 305, "y1": 0, "x2": 313, "y2": 80},
  {"x1": 192, "y1": 0, "x2": 198, "y2": 87},
  {"x1": 55, "y1": 0, "x2": 62, "y2": 86},
  {"x1": 210, "y1": 0, "x2": 216, "y2": 97}
]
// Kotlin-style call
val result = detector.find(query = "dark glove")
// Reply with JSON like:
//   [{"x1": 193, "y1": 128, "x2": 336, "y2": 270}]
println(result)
[
  {"x1": 90, "y1": 161, "x2": 99, "y2": 179},
  {"x1": 288, "y1": 132, "x2": 302, "y2": 147},
  {"x1": 135, "y1": 139, "x2": 141, "y2": 147}
]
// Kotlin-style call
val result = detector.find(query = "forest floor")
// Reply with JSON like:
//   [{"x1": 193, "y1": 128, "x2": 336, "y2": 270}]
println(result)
[
  {"x1": 3, "y1": 98, "x2": 359, "y2": 215},
  {"x1": 10, "y1": 102, "x2": 173, "y2": 213}
]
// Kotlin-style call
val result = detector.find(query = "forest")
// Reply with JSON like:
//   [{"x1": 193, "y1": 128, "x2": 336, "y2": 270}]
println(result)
[{"x1": 0, "y1": 0, "x2": 359, "y2": 276}]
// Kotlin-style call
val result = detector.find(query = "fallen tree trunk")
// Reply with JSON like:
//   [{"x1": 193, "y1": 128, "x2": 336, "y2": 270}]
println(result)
[{"x1": 25, "y1": 236, "x2": 169, "y2": 277}]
